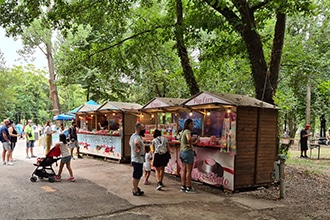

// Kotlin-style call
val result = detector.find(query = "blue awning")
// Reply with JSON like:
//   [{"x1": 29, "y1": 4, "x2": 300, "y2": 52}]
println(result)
[{"x1": 53, "y1": 114, "x2": 76, "y2": 121}]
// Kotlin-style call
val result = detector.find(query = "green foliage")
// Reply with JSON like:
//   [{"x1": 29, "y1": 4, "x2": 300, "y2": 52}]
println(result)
[{"x1": 1, "y1": 0, "x2": 328, "y2": 137}]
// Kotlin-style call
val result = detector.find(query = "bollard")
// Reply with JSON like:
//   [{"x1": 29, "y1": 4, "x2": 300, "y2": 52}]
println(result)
[{"x1": 278, "y1": 154, "x2": 287, "y2": 199}]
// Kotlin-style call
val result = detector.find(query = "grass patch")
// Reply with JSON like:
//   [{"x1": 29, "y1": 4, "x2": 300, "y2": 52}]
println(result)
[{"x1": 286, "y1": 145, "x2": 330, "y2": 175}]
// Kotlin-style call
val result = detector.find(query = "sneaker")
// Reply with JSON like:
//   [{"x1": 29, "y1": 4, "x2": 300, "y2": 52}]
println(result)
[
  {"x1": 2, "y1": 161, "x2": 6, "y2": 165},
  {"x1": 180, "y1": 186, "x2": 186, "y2": 192},
  {"x1": 10, "y1": 159, "x2": 16, "y2": 162},
  {"x1": 159, "y1": 182, "x2": 164, "y2": 187},
  {"x1": 54, "y1": 175, "x2": 61, "y2": 182},
  {"x1": 300, "y1": 155, "x2": 304, "y2": 158},
  {"x1": 31, "y1": 155, "x2": 37, "y2": 158},
  {"x1": 71, "y1": 156, "x2": 75, "y2": 160},
  {"x1": 186, "y1": 187, "x2": 196, "y2": 193},
  {"x1": 7, "y1": 162, "x2": 14, "y2": 166},
  {"x1": 26, "y1": 156, "x2": 31, "y2": 159},
  {"x1": 67, "y1": 177, "x2": 75, "y2": 182},
  {"x1": 156, "y1": 182, "x2": 162, "y2": 190},
  {"x1": 78, "y1": 155, "x2": 83, "y2": 159},
  {"x1": 304, "y1": 155, "x2": 309, "y2": 158},
  {"x1": 132, "y1": 189, "x2": 144, "y2": 196}
]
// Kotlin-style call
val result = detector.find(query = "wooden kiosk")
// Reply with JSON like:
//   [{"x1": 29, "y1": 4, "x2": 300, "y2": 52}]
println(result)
[
  {"x1": 76, "y1": 101, "x2": 142, "y2": 162},
  {"x1": 181, "y1": 91, "x2": 278, "y2": 191},
  {"x1": 140, "y1": 97, "x2": 187, "y2": 175}
]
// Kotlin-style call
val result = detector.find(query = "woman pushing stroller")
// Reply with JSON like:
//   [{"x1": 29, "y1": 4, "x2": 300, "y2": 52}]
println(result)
[{"x1": 54, "y1": 134, "x2": 75, "y2": 182}]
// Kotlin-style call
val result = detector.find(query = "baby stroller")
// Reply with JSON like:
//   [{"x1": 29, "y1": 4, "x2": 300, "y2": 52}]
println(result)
[{"x1": 30, "y1": 146, "x2": 61, "y2": 183}]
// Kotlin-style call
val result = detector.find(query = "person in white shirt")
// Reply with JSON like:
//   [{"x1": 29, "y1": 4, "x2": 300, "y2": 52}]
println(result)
[{"x1": 54, "y1": 134, "x2": 75, "y2": 182}]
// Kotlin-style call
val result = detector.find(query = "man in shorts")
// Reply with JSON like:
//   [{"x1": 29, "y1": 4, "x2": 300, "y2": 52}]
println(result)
[
  {"x1": 68, "y1": 121, "x2": 83, "y2": 159},
  {"x1": 1, "y1": 119, "x2": 13, "y2": 165},
  {"x1": 129, "y1": 122, "x2": 145, "y2": 196},
  {"x1": 25, "y1": 120, "x2": 36, "y2": 159}
]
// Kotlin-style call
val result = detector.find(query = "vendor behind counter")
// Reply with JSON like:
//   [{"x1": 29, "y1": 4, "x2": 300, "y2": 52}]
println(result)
[
  {"x1": 98, "y1": 115, "x2": 109, "y2": 130},
  {"x1": 97, "y1": 115, "x2": 120, "y2": 131}
]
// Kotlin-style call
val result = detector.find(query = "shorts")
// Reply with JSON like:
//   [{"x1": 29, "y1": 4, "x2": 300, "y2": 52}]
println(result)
[
  {"x1": 180, "y1": 150, "x2": 194, "y2": 165},
  {"x1": 10, "y1": 142, "x2": 17, "y2": 151},
  {"x1": 153, "y1": 153, "x2": 169, "y2": 167},
  {"x1": 2, "y1": 142, "x2": 11, "y2": 151},
  {"x1": 61, "y1": 156, "x2": 71, "y2": 163},
  {"x1": 132, "y1": 162, "x2": 143, "y2": 179},
  {"x1": 69, "y1": 140, "x2": 79, "y2": 149},
  {"x1": 26, "y1": 140, "x2": 35, "y2": 148}
]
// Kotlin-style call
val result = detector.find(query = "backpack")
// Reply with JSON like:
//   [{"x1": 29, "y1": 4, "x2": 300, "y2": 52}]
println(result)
[{"x1": 154, "y1": 137, "x2": 167, "y2": 155}]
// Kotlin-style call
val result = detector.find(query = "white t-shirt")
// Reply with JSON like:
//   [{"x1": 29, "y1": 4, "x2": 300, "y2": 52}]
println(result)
[
  {"x1": 56, "y1": 142, "x2": 70, "y2": 157},
  {"x1": 45, "y1": 126, "x2": 52, "y2": 134}
]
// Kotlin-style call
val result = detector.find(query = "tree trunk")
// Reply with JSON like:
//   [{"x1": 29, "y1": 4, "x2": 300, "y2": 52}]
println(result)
[
  {"x1": 204, "y1": 0, "x2": 286, "y2": 104},
  {"x1": 46, "y1": 42, "x2": 61, "y2": 116},
  {"x1": 175, "y1": 0, "x2": 199, "y2": 96},
  {"x1": 306, "y1": 83, "x2": 311, "y2": 124},
  {"x1": 268, "y1": 12, "x2": 286, "y2": 103}
]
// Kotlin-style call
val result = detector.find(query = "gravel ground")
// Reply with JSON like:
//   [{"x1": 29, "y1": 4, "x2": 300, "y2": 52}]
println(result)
[{"x1": 168, "y1": 164, "x2": 330, "y2": 219}]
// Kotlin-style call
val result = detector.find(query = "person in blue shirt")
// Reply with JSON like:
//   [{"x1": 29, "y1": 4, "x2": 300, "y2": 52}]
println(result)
[{"x1": 1, "y1": 119, "x2": 13, "y2": 165}]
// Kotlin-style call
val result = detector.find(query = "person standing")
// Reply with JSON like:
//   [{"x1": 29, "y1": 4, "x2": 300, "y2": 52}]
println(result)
[
  {"x1": 129, "y1": 122, "x2": 145, "y2": 196},
  {"x1": 16, "y1": 123, "x2": 23, "y2": 139},
  {"x1": 68, "y1": 121, "x2": 83, "y2": 159},
  {"x1": 180, "y1": 118, "x2": 199, "y2": 193},
  {"x1": 327, "y1": 129, "x2": 330, "y2": 145},
  {"x1": 44, "y1": 120, "x2": 56, "y2": 155},
  {"x1": 143, "y1": 145, "x2": 152, "y2": 185},
  {"x1": 54, "y1": 133, "x2": 75, "y2": 182},
  {"x1": 8, "y1": 120, "x2": 19, "y2": 162},
  {"x1": 25, "y1": 120, "x2": 36, "y2": 159},
  {"x1": 300, "y1": 124, "x2": 311, "y2": 158},
  {"x1": 1, "y1": 119, "x2": 13, "y2": 165},
  {"x1": 152, "y1": 129, "x2": 170, "y2": 190}
]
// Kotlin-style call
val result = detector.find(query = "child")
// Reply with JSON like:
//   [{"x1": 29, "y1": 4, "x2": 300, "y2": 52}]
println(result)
[
  {"x1": 143, "y1": 145, "x2": 152, "y2": 185},
  {"x1": 54, "y1": 134, "x2": 75, "y2": 182}
]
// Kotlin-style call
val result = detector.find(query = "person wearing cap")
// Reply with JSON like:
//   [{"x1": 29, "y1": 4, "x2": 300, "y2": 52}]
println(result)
[
  {"x1": 25, "y1": 120, "x2": 37, "y2": 159},
  {"x1": 1, "y1": 119, "x2": 13, "y2": 165},
  {"x1": 300, "y1": 124, "x2": 311, "y2": 158}
]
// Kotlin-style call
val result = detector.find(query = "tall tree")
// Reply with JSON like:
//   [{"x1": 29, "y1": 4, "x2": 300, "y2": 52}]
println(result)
[
  {"x1": 175, "y1": 0, "x2": 199, "y2": 95},
  {"x1": 0, "y1": 0, "x2": 61, "y2": 115},
  {"x1": 202, "y1": 0, "x2": 312, "y2": 104}
]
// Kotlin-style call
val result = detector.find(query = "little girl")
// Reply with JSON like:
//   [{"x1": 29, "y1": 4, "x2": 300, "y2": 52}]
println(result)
[
  {"x1": 54, "y1": 134, "x2": 75, "y2": 182},
  {"x1": 143, "y1": 145, "x2": 152, "y2": 185}
]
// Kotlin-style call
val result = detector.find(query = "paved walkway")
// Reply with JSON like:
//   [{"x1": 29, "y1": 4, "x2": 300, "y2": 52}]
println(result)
[{"x1": 4, "y1": 139, "x2": 284, "y2": 219}]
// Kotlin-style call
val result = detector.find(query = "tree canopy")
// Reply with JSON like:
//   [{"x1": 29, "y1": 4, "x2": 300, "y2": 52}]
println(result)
[{"x1": 0, "y1": 0, "x2": 329, "y2": 134}]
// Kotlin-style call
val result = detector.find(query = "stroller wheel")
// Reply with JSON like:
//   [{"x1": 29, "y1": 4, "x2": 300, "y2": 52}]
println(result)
[
  {"x1": 30, "y1": 176, "x2": 37, "y2": 182},
  {"x1": 38, "y1": 176, "x2": 44, "y2": 180},
  {"x1": 48, "y1": 177, "x2": 55, "y2": 183}
]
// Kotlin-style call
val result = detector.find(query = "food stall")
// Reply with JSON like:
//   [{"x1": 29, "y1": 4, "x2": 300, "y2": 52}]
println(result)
[
  {"x1": 180, "y1": 91, "x2": 278, "y2": 191},
  {"x1": 140, "y1": 97, "x2": 188, "y2": 175},
  {"x1": 77, "y1": 101, "x2": 143, "y2": 162}
]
